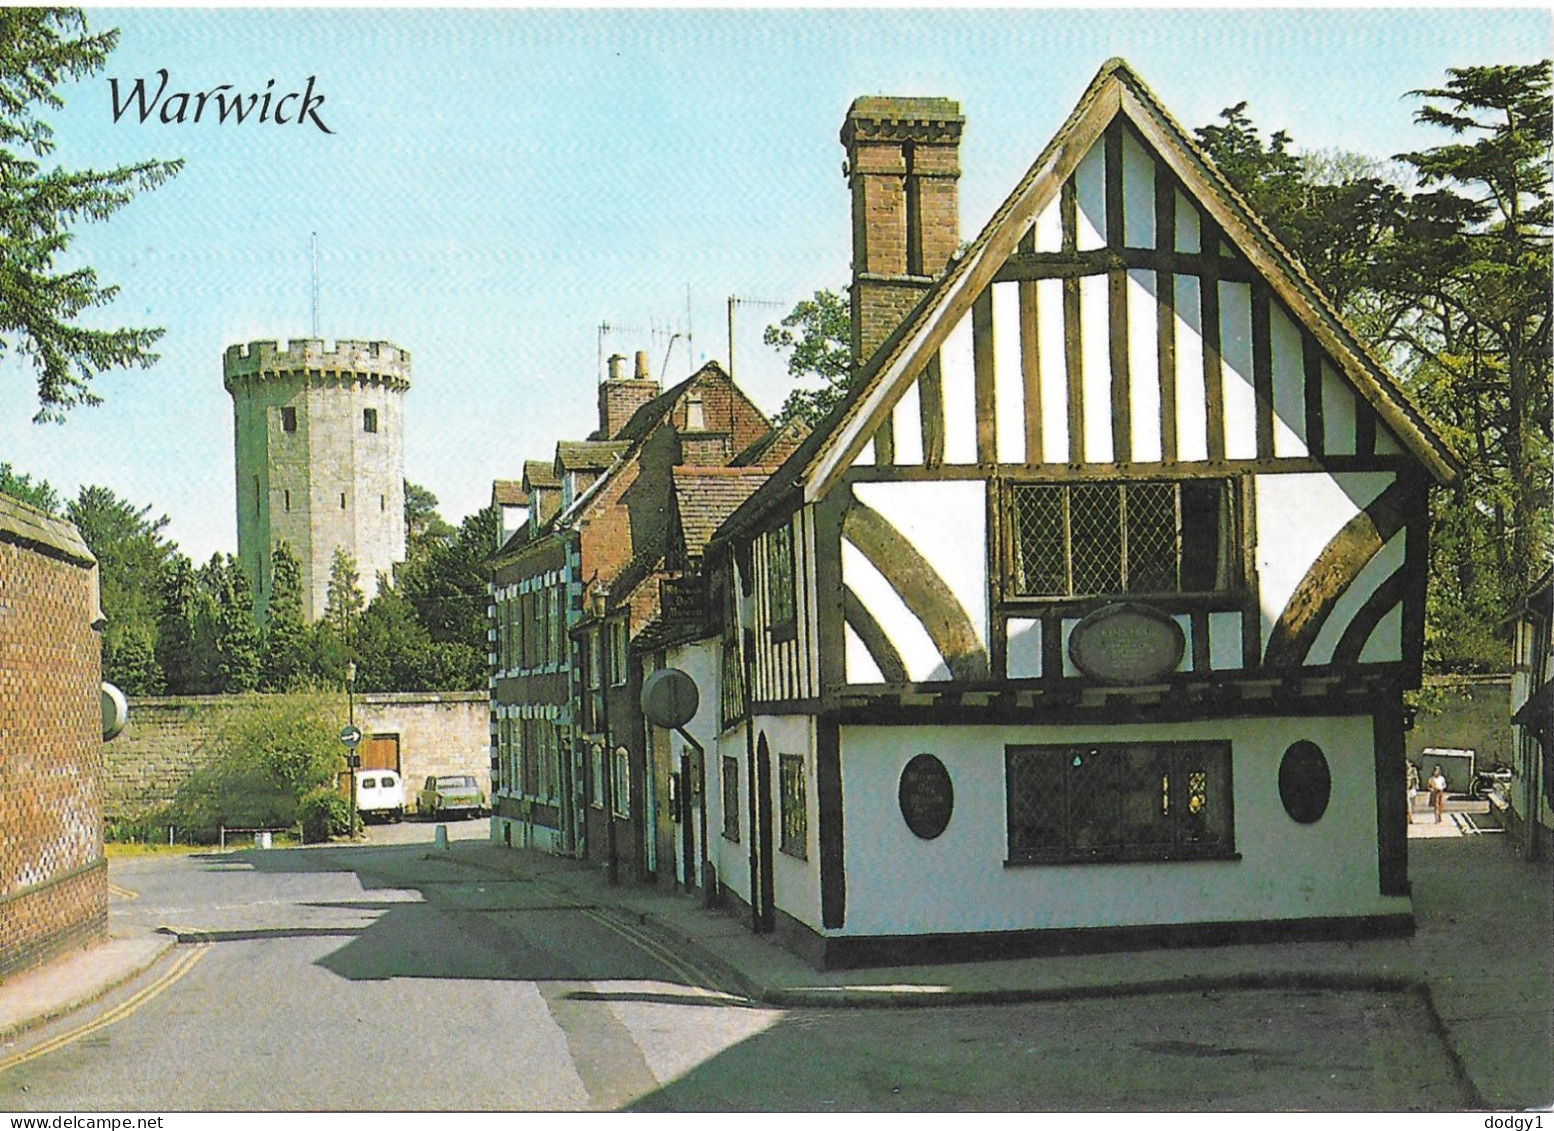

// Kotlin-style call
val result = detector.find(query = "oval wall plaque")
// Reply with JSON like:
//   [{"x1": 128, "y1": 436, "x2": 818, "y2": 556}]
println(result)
[
  {"x1": 899, "y1": 753, "x2": 954, "y2": 840},
  {"x1": 1067, "y1": 602, "x2": 1186, "y2": 685},
  {"x1": 1279, "y1": 740, "x2": 1332, "y2": 824}
]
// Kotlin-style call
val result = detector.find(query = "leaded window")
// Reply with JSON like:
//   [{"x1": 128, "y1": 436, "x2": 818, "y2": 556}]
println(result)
[
  {"x1": 721, "y1": 756, "x2": 741, "y2": 842},
  {"x1": 1008, "y1": 480, "x2": 1237, "y2": 599},
  {"x1": 1005, "y1": 741, "x2": 1234, "y2": 864},
  {"x1": 779, "y1": 753, "x2": 807, "y2": 859},
  {"x1": 767, "y1": 522, "x2": 796, "y2": 640}
]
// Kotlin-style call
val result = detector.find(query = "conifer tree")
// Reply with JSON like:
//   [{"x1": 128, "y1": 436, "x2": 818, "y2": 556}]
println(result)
[{"x1": 0, "y1": 9, "x2": 181, "y2": 419}]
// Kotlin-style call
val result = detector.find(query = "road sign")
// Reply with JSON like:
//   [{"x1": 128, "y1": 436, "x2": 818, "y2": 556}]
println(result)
[{"x1": 339, "y1": 724, "x2": 363, "y2": 750}]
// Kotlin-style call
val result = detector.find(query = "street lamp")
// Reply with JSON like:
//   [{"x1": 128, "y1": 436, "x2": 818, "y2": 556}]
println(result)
[{"x1": 344, "y1": 661, "x2": 359, "y2": 837}]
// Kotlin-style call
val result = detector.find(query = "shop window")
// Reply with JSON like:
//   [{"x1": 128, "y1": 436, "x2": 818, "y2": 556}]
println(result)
[
  {"x1": 1006, "y1": 480, "x2": 1237, "y2": 600},
  {"x1": 1005, "y1": 741, "x2": 1235, "y2": 864}
]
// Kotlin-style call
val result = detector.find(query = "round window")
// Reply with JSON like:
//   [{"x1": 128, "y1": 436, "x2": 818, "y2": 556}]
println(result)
[
  {"x1": 898, "y1": 754, "x2": 954, "y2": 839},
  {"x1": 1279, "y1": 740, "x2": 1332, "y2": 824}
]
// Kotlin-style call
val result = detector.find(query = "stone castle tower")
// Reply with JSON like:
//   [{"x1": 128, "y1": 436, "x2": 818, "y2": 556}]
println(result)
[{"x1": 224, "y1": 338, "x2": 410, "y2": 622}]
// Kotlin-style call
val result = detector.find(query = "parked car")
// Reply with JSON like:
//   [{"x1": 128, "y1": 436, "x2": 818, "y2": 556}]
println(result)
[
  {"x1": 355, "y1": 769, "x2": 405, "y2": 823},
  {"x1": 417, "y1": 774, "x2": 486, "y2": 820}
]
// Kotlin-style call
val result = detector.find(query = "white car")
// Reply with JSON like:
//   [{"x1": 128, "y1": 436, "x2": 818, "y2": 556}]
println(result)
[{"x1": 354, "y1": 769, "x2": 405, "y2": 823}]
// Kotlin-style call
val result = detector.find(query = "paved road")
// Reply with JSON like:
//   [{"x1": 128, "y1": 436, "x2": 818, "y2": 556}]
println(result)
[{"x1": 0, "y1": 824, "x2": 1475, "y2": 1112}]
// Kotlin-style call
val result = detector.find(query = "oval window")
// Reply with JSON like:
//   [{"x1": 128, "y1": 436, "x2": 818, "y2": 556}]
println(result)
[
  {"x1": 1279, "y1": 741, "x2": 1331, "y2": 824},
  {"x1": 898, "y1": 754, "x2": 954, "y2": 839}
]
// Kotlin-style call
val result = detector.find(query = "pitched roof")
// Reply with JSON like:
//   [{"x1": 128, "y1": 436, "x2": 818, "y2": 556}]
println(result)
[
  {"x1": 718, "y1": 58, "x2": 1460, "y2": 543},
  {"x1": 522, "y1": 459, "x2": 560, "y2": 491},
  {"x1": 733, "y1": 416, "x2": 811, "y2": 468},
  {"x1": 556, "y1": 440, "x2": 630, "y2": 472},
  {"x1": 672, "y1": 466, "x2": 774, "y2": 560},
  {"x1": 491, "y1": 479, "x2": 527, "y2": 507}
]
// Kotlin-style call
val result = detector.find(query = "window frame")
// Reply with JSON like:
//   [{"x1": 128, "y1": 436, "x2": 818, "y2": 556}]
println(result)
[
  {"x1": 363, "y1": 407, "x2": 379, "y2": 434},
  {"x1": 1002, "y1": 477, "x2": 1242, "y2": 606},
  {"x1": 1004, "y1": 740, "x2": 1237, "y2": 866},
  {"x1": 721, "y1": 755, "x2": 741, "y2": 842},
  {"x1": 766, "y1": 521, "x2": 798, "y2": 643},
  {"x1": 778, "y1": 753, "x2": 808, "y2": 859}
]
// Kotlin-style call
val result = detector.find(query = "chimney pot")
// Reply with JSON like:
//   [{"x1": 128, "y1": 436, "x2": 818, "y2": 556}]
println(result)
[
  {"x1": 635, "y1": 351, "x2": 650, "y2": 381},
  {"x1": 608, "y1": 353, "x2": 625, "y2": 382}
]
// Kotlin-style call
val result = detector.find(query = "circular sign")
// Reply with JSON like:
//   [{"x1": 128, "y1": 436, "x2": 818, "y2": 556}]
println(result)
[
  {"x1": 640, "y1": 668, "x2": 699, "y2": 730},
  {"x1": 1067, "y1": 602, "x2": 1185, "y2": 685},
  {"x1": 898, "y1": 753, "x2": 954, "y2": 839},
  {"x1": 1278, "y1": 740, "x2": 1332, "y2": 824},
  {"x1": 101, "y1": 682, "x2": 129, "y2": 742},
  {"x1": 339, "y1": 724, "x2": 363, "y2": 750}
]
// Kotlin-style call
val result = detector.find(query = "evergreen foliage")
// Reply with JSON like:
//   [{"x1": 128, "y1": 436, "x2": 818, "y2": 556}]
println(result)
[
  {"x1": 764, "y1": 289, "x2": 853, "y2": 427},
  {"x1": 0, "y1": 9, "x2": 181, "y2": 420}
]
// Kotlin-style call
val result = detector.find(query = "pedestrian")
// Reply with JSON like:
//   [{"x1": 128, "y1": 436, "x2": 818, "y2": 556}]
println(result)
[
  {"x1": 1428, "y1": 765, "x2": 1448, "y2": 824},
  {"x1": 1406, "y1": 761, "x2": 1419, "y2": 824}
]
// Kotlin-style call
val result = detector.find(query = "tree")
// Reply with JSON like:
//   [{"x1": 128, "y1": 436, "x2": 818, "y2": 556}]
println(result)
[
  {"x1": 764, "y1": 289, "x2": 852, "y2": 427},
  {"x1": 1196, "y1": 64, "x2": 1552, "y2": 670},
  {"x1": 0, "y1": 9, "x2": 181, "y2": 420},
  {"x1": 155, "y1": 553, "x2": 200, "y2": 694},
  {"x1": 0, "y1": 461, "x2": 60, "y2": 511},
  {"x1": 67, "y1": 484, "x2": 173, "y2": 693},
  {"x1": 323, "y1": 548, "x2": 365, "y2": 659},
  {"x1": 404, "y1": 480, "x2": 454, "y2": 555},
  {"x1": 261, "y1": 541, "x2": 308, "y2": 691},
  {"x1": 212, "y1": 555, "x2": 261, "y2": 692}
]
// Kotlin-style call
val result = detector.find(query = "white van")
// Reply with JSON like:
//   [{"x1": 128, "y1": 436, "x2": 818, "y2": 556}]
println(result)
[{"x1": 354, "y1": 769, "x2": 405, "y2": 822}]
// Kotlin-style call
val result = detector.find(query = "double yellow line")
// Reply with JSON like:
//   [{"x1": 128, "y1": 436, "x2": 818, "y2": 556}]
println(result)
[
  {"x1": 581, "y1": 907, "x2": 743, "y2": 1002},
  {"x1": 0, "y1": 943, "x2": 210, "y2": 1074}
]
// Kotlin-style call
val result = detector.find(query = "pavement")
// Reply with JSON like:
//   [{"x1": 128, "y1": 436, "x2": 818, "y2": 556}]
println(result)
[{"x1": 3, "y1": 803, "x2": 1549, "y2": 1112}]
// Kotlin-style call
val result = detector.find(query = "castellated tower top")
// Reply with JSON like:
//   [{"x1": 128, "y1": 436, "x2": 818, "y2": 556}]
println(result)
[{"x1": 223, "y1": 338, "x2": 412, "y2": 393}]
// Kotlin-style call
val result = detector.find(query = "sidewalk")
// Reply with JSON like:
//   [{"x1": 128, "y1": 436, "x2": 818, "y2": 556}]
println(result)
[{"x1": 3, "y1": 827, "x2": 1548, "y2": 1110}]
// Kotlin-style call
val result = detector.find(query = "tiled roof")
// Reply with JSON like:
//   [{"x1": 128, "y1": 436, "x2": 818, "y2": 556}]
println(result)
[
  {"x1": 523, "y1": 459, "x2": 560, "y2": 490},
  {"x1": 733, "y1": 416, "x2": 811, "y2": 467},
  {"x1": 556, "y1": 440, "x2": 629, "y2": 472},
  {"x1": 673, "y1": 466, "x2": 774, "y2": 560},
  {"x1": 0, "y1": 493, "x2": 95, "y2": 567},
  {"x1": 491, "y1": 479, "x2": 528, "y2": 507}
]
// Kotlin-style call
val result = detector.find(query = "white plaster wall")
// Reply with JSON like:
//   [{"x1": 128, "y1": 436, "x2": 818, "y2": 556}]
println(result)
[
  {"x1": 835, "y1": 715, "x2": 1406, "y2": 937},
  {"x1": 754, "y1": 713, "x2": 821, "y2": 931},
  {"x1": 1256, "y1": 471, "x2": 1394, "y2": 658}
]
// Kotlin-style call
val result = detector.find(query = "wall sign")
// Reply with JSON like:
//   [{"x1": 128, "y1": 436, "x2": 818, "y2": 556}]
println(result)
[
  {"x1": 899, "y1": 753, "x2": 954, "y2": 839},
  {"x1": 1067, "y1": 602, "x2": 1185, "y2": 685},
  {"x1": 1279, "y1": 740, "x2": 1332, "y2": 824}
]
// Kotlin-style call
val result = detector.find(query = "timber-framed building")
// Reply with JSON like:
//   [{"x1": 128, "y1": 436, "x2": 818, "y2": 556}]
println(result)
[{"x1": 691, "y1": 59, "x2": 1459, "y2": 967}]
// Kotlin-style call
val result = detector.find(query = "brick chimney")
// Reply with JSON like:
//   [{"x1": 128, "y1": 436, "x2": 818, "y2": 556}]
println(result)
[
  {"x1": 841, "y1": 96, "x2": 963, "y2": 365},
  {"x1": 598, "y1": 350, "x2": 661, "y2": 439}
]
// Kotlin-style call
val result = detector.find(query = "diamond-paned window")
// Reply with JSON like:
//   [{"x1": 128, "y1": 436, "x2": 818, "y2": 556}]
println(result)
[
  {"x1": 1005, "y1": 741, "x2": 1235, "y2": 864},
  {"x1": 1008, "y1": 480, "x2": 1237, "y2": 599}
]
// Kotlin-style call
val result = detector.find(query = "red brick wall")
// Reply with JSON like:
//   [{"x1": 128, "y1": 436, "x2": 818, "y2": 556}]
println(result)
[{"x1": 0, "y1": 521, "x2": 107, "y2": 979}]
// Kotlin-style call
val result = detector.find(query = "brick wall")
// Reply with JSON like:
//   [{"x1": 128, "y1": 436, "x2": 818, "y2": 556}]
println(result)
[
  {"x1": 0, "y1": 497, "x2": 107, "y2": 979},
  {"x1": 104, "y1": 691, "x2": 490, "y2": 819}
]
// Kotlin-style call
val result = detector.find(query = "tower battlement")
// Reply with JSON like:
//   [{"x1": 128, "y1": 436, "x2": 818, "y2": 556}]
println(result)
[{"x1": 223, "y1": 338, "x2": 412, "y2": 392}]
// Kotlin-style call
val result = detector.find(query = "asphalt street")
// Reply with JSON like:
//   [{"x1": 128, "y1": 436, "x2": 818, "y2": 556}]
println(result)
[{"x1": 0, "y1": 819, "x2": 1482, "y2": 1112}]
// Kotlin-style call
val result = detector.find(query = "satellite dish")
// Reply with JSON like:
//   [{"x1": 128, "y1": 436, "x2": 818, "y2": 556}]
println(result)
[{"x1": 640, "y1": 668, "x2": 699, "y2": 730}]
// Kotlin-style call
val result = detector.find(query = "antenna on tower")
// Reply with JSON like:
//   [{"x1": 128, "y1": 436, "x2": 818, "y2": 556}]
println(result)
[
  {"x1": 310, "y1": 233, "x2": 319, "y2": 338},
  {"x1": 726, "y1": 295, "x2": 783, "y2": 378}
]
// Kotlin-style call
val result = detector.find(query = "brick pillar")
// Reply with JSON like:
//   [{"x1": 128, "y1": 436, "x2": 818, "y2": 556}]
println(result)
[{"x1": 841, "y1": 96, "x2": 963, "y2": 365}]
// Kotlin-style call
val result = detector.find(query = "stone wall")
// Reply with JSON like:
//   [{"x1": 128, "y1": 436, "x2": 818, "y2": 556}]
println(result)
[
  {"x1": 104, "y1": 691, "x2": 489, "y2": 820},
  {"x1": 0, "y1": 497, "x2": 107, "y2": 979}
]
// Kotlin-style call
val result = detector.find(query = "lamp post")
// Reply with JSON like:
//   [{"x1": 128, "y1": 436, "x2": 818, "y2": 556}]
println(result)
[{"x1": 344, "y1": 661, "x2": 359, "y2": 837}]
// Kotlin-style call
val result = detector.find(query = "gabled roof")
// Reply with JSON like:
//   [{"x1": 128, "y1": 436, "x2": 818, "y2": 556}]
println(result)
[
  {"x1": 491, "y1": 479, "x2": 527, "y2": 507},
  {"x1": 732, "y1": 416, "x2": 811, "y2": 468},
  {"x1": 718, "y1": 58, "x2": 1459, "y2": 543},
  {"x1": 672, "y1": 466, "x2": 775, "y2": 561},
  {"x1": 522, "y1": 459, "x2": 560, "y2": 491},
  {"x1": 556, "y1": 440, "x2": 629, "y2": 473}
]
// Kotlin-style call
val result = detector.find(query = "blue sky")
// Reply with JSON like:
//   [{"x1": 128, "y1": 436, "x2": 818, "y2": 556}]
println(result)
[{"x1": 1, "y1": 6, "x2": 1547, "y2": 563}]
